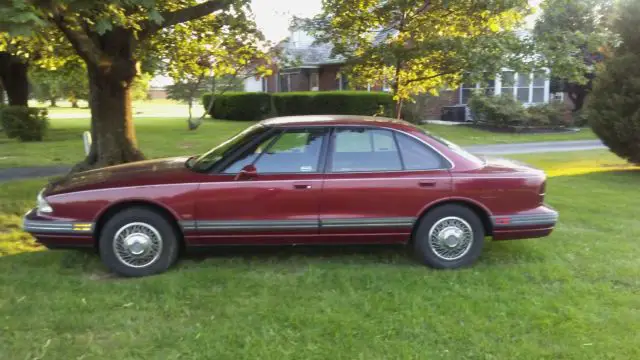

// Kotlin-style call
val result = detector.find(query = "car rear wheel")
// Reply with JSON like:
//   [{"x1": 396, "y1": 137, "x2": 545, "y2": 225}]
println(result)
[
  {"x1": 413, "y1": 204, "x2": 484, "y2": 269},
  {"x1": 99, "y1": 207, "x2": 179, "y2": 277}
]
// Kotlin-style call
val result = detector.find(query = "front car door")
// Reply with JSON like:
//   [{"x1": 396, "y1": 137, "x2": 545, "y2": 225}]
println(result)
[
  {"x1": 193, "y1": 127, "x2": 329, "y2": 245},
  {"x1": 318, "y1": 126, "x2": 452, "y2": 244}
]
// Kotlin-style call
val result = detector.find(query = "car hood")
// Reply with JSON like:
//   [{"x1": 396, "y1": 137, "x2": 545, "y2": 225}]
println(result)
[{"x1": 47, "y1": 156, "x2": 196, "y2": 195}]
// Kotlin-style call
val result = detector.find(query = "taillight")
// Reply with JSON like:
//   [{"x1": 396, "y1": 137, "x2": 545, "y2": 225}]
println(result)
[{"x1": 539, "y1": 181, "x2": 546, "y2": 204}]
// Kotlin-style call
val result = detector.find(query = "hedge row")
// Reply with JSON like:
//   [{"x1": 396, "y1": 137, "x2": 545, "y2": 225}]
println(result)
[
  {"x1": 0, "y1": 106, "x2": 49, "y2": 141},
  {"x1": 202, "y1": 92, "x2": 272, "y2": 121},
  {"x1": 202, "y1": 91, "x2": 395, "y2": 121},
  {"x1": 468, "y1": 94, "x2": 567, "y2": 128}
]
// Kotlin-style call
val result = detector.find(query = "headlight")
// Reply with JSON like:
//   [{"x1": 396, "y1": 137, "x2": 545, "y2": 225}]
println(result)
[{"x1": 37, "y1": 189, "x2": 53, "y2": 213}]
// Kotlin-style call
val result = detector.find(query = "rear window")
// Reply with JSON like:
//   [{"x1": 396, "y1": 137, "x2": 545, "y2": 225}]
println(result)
[
  {"x1": 330, "y1": 128, "x2": 402, "y2": 172},
  {"x1": 419, "y1": 129, "x2": 484, "y2": 166}
]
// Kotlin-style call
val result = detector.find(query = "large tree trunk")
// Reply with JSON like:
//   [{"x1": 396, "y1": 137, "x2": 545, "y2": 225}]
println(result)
[
  {"x1": 71, "y1": 59, "x2": 144, "y2": 172},
  {"x1": 0, "y1": 81, "x2": 5, "y2": 105},
  {"x1": 565, "y1": 78, "x2": 593, "y2": 113},
  {"x1": 70, "y1": 99, "x2": 79, "y2": 108},
  {"x1": 0, "y1": 52, "x2": 29, "y2": 106},
  {"x1": 50, "y1": 98, "x2": 57, "y2": 107}
]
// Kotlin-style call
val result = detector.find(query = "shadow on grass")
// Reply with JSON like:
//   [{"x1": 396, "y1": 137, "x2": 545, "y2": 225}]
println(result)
[
  {"x1": 183, "y1": 244, "x2": 414, "y2": 265},
  {"x1": 0, "y1": 128, "x2": 84, "y2": 145},
  {"x1": 46, "y1": 128, "x2": 85, "y2": 142}
]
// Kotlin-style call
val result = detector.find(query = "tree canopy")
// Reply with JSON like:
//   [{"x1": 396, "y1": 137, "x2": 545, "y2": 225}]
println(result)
[
  {"x1": 586, "y1": 0, "x2": 640, "y2": 164},
  {"x1": 533, "y1": 0, "x2": 614, "y2": 111},
  {"x1": 0, "y1": 0, "x2": 268, "y2": 169},
  {"x1": 305, "y1": 0, "x2": 532, "y2": 113}
]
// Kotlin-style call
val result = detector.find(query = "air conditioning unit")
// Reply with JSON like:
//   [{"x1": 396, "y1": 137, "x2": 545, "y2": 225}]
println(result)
[{"x1": 441, "y1": 105, "x2": 469, "y2": 122}]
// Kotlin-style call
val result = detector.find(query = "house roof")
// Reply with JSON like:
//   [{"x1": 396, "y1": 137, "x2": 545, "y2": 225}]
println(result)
[
  {"x1": 279, "y1": 30, "x2": 345, "y2": 67},
  {"x1": 284, "y1": 42, "x2": 345, "y2": 66}
]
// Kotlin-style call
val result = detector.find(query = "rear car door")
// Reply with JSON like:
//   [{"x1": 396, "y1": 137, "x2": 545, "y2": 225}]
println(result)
[
  {"x1": 318, "y1": 127, "x2": 452, "y2": 244},
  {"x1": 194, "y1": 127, "x2": 329, "y2": 245}
]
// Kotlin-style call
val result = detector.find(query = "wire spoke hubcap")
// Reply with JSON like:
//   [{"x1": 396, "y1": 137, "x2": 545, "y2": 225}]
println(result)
[
  {"x1": 428, "y1": 217, "x2": 474, "y2": 261},
  {"x1": 113, "y1": 222, "x2": 163, "y2": 268}
]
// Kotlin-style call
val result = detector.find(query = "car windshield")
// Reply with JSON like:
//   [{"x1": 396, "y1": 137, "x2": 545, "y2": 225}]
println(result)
[
  {"x1": 419, "y1": 129, "x2": 485, "y2": 166},
  {"x1": 188, "y1": 124, "x2": 267, "y2": 172}
]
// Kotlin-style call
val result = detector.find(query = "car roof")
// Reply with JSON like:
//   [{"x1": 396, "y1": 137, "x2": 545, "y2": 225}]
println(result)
[{"x1": 260, "y1": 115, "x2": 419, "y2": 131}]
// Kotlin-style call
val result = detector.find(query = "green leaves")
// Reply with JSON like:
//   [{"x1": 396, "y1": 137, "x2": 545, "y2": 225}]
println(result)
[
  {"x1": 533, "y1": 0, "x2": 614, "y2": 83},
  {"x1": 308, "y1": 0, "x2": 531, "y2": 102},
  {"x1": 148, "y1": 9, "x2": 165, "y2": 25},
  {"x1": 94, "y1": 18, "x2": 114, "y2": 35}
]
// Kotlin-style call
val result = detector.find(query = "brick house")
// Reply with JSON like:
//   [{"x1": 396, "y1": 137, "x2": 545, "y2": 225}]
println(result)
[
  {"x1": 243, "y1": 30, "x2": 355, "y2": 93},
  {"x1": 244, "y1": 30, "x2": 564, "y2": 121}
]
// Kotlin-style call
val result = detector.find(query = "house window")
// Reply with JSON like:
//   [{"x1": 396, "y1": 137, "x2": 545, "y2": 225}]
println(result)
[
  {"x1": 501, "y1": 71, "x2": 515, "y2": 98},
  {"x1": 499, "y1": 70, "x2": 548, "y2": 104},
  {"x1": 516, "y1": 73, "x2": 531, "y2": 102},
  {"x1": 310, "y1": 72, "x2": 319, "y2": 91},
  {"x1": 532, "y1": 71, "x2": 546, "y2": 103},
  {"x1": 459, "y1": 79, "x2": 495, "y2": 104},
  {"x1": 279, "y1": 74, "x2": 290, "y2": 92},
  {"x1": 460, "y1": 81, "x2": 475, "y2": 105},
  {"x1": 336, "y1": 72, "x2": 349, "y2": 90}
]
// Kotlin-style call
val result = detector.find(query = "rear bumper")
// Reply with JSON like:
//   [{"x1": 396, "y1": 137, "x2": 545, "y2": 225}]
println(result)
[
  {"x1": 22, "y1": 209, "x2": 94, "y2": 249},
  {"x1": 491, "y1": 205, "x2": 558, "y2": 241}
]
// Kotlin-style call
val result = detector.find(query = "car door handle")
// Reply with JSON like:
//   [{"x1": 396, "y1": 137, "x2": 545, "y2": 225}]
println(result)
[
  {"x1": 293, "y1": 183, "x2": 312, "y2": 190},
  {"x1": 418, "y1": 180, "x2": 437, "y2": 187}
]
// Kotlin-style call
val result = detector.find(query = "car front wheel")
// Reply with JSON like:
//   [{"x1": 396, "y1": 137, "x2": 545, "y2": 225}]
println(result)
[
  {"x1": 413, "y1": 204, "x2": 484, "y2": 269},
  {"x1": 99, "y1": 207, "x2": 179, "y2": 277}
]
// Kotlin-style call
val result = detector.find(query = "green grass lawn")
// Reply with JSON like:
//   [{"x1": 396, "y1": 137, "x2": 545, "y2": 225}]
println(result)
[
  {"x1": 0, "y1": 116, "x2": 596, "y2": 168},
  {"x1": 424, "y1": 123, "x2": 596, "y2": 145},
  {"x1": 1, "y1": 150, "x2": 639, "y2": 359}
]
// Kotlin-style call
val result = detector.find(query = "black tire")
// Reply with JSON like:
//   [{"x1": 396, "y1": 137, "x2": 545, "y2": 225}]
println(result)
[
  {"x1": 98, "y1": 207, "x2": 180, "y2": 277},
  {"x1": 413, "y1": 204, "x2": 485, "y2": 269}
]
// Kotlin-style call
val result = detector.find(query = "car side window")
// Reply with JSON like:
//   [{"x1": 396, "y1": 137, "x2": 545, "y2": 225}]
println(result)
[
  {"x1": 395, "y1": 132, "x2": 446, "y2": 170},
  {"x1": 253, "y1": 128, "x2": 327, "y2": 173},
  {"x1": 330, "y1": 128, "x2": 402, "y2": 172},
  {"x1": 222, "y1": 132, "x2": 278, "y2": 173}
]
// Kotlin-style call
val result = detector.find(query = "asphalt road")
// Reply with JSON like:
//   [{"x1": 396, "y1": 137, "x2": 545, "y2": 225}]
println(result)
[{"x1": 0, "y1": 140, "x2": 607, "y2": 182}]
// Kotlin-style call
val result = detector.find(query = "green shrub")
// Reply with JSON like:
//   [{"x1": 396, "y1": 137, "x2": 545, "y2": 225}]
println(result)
[
  {"x1": 273, "y1": 91, "x2": 395, "y2": 117},
  {"x1": 202, "y1": 92, "x2": 272, "y2": 121},
  {"x1": 571, "y1": 110, "x2": 589, "y2": 127},
  {"x1": 468, "y1": 94, "x2": 527, "y2": 127},
  {"x1": 587, "y1": 53, "x2": 640, "y2": 164},
  {"x1": 469, "y1": 94, "x2": 566, "y2": 128},
  {"x1": 526, "y1": 102, "x2": 565, "y2": 127},
  {"x1": 0, "y1": 106, "x2": 49, "y2": 141}
]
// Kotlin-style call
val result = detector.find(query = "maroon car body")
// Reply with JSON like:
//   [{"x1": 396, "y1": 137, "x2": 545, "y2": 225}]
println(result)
[{"x1": 23, "y1": 115, "x2": 557, "y2": 275}]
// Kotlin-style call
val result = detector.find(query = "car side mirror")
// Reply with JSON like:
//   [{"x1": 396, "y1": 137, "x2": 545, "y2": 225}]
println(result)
[{"x1": 235, "y1": 164, "x2": 257, "y2": 181}]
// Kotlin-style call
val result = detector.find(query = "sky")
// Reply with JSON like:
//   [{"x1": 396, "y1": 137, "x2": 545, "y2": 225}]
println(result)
[
  {"x1": 251, "y1": 0, "x2": 322, "y2": 42},
  {"x1": 251, "y1": 0, "x2": 542, "y2": 42}
]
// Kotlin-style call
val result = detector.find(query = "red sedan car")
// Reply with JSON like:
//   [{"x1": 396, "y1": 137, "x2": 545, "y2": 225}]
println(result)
[{"x1": 23, "y1": 115, "x2": 558, "y2": 276}]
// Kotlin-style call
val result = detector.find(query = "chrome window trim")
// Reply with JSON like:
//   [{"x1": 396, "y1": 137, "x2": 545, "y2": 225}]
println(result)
[{"x1": 273, "y1": 124, "x2": 456, "y2": 172}]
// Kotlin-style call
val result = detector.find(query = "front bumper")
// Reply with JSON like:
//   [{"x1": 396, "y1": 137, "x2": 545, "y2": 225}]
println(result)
[
  {"x1": 22, "y1": 209, "x2": 95, "y2": 249},
  {"x1": 490, "y1": 205, "x2": 558, "y2": 241}
]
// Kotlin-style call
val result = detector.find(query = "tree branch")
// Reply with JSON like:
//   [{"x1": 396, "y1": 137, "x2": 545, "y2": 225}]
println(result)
[
  {"x1": 51, "y1": 15, "x2": 103, "y2": 66},
  {"x1": 140, "y1": 0, "x2": 232, "y2": 40},
  {"x1": 403, "y1": 71, "x2": 455, "y2": 85}
]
